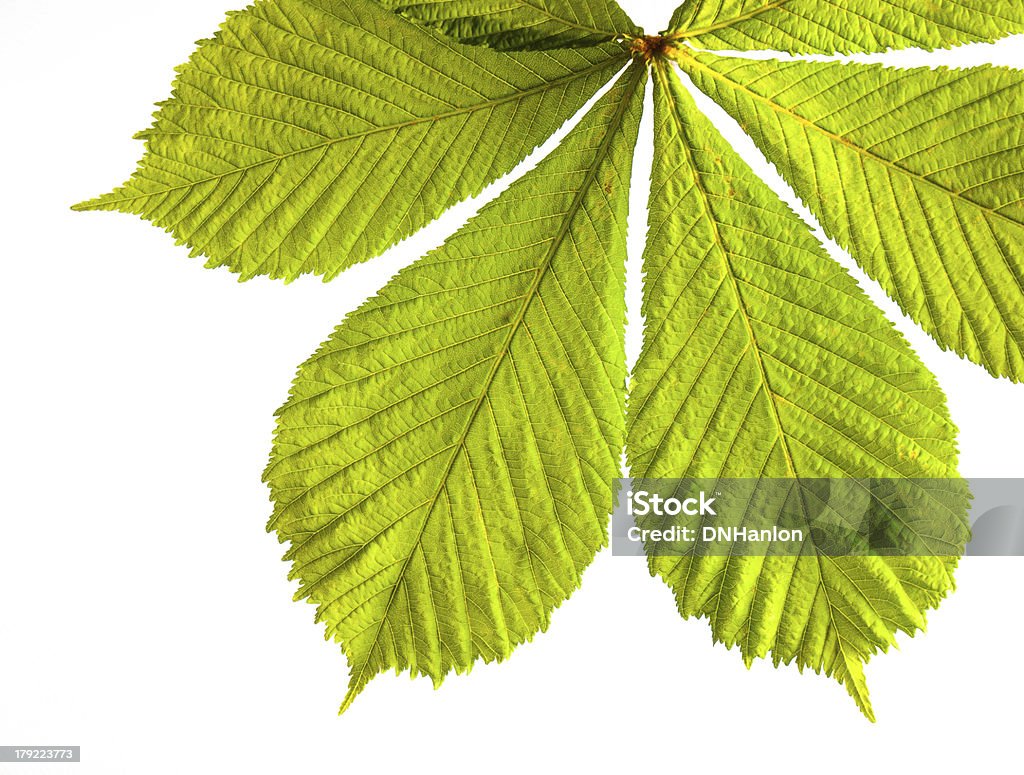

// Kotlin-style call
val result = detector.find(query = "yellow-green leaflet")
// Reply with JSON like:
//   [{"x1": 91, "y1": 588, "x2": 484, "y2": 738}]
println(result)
[
  {"x1": 376, "y1": 0, "x2": 640, "y2": 49},
  {"x1": 676, "y1": 50, "x2": 1024, "y2": 382},
  {"x1": 668, "y1": 0, "x2": 1024, "y2": 54},
  {"x1": 626, "y1": 65, "x2": 968, "y2": 720},
  {"x1": 265, "y1": 66, "x2": 646, "y2": 712},
  {"x1": 74, "y1": 0, "x2": 628, "y2": 280}
]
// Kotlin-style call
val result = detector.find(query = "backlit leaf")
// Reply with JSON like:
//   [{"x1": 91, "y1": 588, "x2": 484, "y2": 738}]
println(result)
[
  {"x1": 668, "y1": 0, "x2": 1024, "y2": 54},
  {"x1": 376, "y1": 0, "x2": 640, "y2": 49},
  {"x1": 627, "y1": 64, "x2": 968, "y2": 720},
  {"x1": 265, "y1": 67, "x2": 645, "y2": 710},
  {"x1": 676, "y1": 50, "x2": 1024, "y2": 381},
  {"x1": 74, "y1": 0, "x2": 628, "y2": 280},
  {"x1": 76, "y1": 0, "x2": 1022, "y2": 720}
]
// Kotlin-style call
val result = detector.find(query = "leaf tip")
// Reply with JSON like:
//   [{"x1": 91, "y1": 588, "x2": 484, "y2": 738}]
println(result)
[
  {"x1": 338, "y1": 693, "x2": 357, "y2": 716},
  {"x1": 339, "y1": 675, "x2": 368, "y2": 716},
  {"x1": 71, "y1": 194, "x2": 107, "y2": 212},
  {"x1": 842, "y1": 660, "x2": 876, "y2": 722}
]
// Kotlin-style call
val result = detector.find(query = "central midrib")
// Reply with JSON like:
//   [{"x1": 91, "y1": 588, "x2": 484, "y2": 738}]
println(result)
[
  {"x1": 518, "y1": 0, "x2": 635, "y2": 39},
  {"x1": 653, "y1": 64, "x2": 890, "y2": 717},
  {"x1": 679, "y1": 50, "x2": 1022, "y2": 229},
  {"x1": 76, "y1": 56, "x2": 626, "y2": 208},
  {"x1": 347, "y1": 64, "x2": 644, "y2": 693},
  {"x1": 670, "y1": 0, "x2": 792, "y2": 40}
]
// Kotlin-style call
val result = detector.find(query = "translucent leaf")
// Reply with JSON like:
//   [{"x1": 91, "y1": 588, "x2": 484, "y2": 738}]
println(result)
[
  {"x1": 376, "y1": 0, "x2": 640, "y2": 49},
  {"x1": 677, "y1": 50, "x2": 1024, "y2": 381},
  {"x1": 668, "y1": 0, "x2": 1024, "y2": 54},
  {"x1": 627, "y1": 64, "x2": 969, "y2": 720},
  {"x1": 74, "y1": 0, "x2": 628, "y2": 281},
  {"x1": 265, "y1": 66, "x2": 646, "y2": 711}
]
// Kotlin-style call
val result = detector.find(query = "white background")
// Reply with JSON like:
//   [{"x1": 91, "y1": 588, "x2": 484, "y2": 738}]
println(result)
[{"x1": 1, "y1": 1, "x2": 1022, "y2": 772}]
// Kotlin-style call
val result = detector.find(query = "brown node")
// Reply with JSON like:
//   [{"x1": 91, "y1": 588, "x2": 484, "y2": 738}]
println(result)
[{"x1": 629, "y1": 35, "x2": 674, "y2": 65}]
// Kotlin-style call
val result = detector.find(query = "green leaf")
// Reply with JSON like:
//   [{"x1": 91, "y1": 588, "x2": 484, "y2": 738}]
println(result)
[
  {"x1": 76, "y1": 0, "x2": 1017, "y2": 721},
  {"x1": 375, "y1": 0, "x2": 641, "y2": 49},
  {"x1": 74, "y1": 0, "x2": 629, "y2": 281},
  {"x1": 627, "y1": 64, "x2": 968, "y2": 720},
  {"x1": 667, "y1": 0, "x2": 1024, "y2": 54},
  {"x1": 675, "y1": 50, "x2": 1024, "y2": 382},
  {"x1": 264, "y1": 66, "x2": 646, "y2": 711}
]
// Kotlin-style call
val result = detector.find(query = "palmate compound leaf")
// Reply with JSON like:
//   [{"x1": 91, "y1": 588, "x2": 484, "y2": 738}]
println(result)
[
  {"x1": 667, "y1": 0, "x2": 1024, "y2": 54},
  {"x1": 626, "y1": 63, "x2": 969, "y2": 720},
  {"x1": 375, "y1": 0, "x2": 640, "y2": 50},
  {"x1": 264, "y1": 66, "x2": 646, "y2": 711},
  {"x1": 73, "y1": 0, "x2": 631, "y2": 281},
  {"x1": 674, "y1": 50, "x2": 1024, "y2": 382}
]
